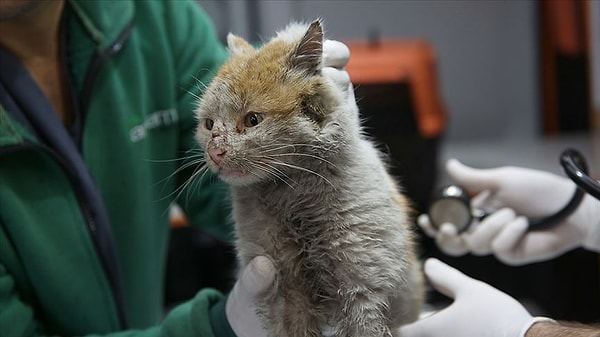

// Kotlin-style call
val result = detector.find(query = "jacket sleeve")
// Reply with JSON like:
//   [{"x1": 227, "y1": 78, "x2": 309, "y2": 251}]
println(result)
[
  {"x1": 0, "y1": 264, "x2": 37, "y2": 337},
  {"x1": 0, "y1": 2, "x2": 237, "y2": 337},
  {"x1": 168, "y1": 0, "x2": 235, "y2": 243},
  {"x1": 0, "y1": 262, "x2": 237, "y2": 337}
]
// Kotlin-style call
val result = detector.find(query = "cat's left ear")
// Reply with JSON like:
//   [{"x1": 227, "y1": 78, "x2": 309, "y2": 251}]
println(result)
[
  {"x1": 227, "y1": 33, "x2": 256, "y2": 56},
  {"x1": 292, "y1": 20, "x2": 323, "y2": 75}
]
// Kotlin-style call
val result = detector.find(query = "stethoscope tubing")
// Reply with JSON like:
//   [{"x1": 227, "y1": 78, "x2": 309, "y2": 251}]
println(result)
[
  {"x1": 428, "y1": 148, "x2": 599, "y2": 233},
  {"x1": 560, "y1": 148, "x2": 600, "y2": 200}
]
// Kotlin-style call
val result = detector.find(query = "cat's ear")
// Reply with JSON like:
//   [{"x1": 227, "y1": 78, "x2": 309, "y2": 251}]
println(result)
[
  {"x1": 291, "y1": 20, "x2": 323, "y2": 75},
  {"x1": 227, "y1": 33, "x2": 255, "y2": 56}
]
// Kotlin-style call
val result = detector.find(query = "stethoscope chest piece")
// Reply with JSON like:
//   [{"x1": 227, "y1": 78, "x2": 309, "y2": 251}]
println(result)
[
  {"x1": 428, "y1": 185, "x2": 473, "y2": 233},
  {"x1": 427, "y1": 148, "x2": 598, "y2": 234}
]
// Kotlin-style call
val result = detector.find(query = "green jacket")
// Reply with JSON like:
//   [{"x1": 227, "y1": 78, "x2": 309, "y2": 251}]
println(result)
[{"x1": 0, "y1": 1, "x2": 236, "y2": 336}]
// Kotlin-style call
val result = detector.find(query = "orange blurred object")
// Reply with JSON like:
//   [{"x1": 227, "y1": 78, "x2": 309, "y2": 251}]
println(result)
[
  {"x1": 169, "y1": 203, "x2": 189, "y2": 228},
  {"x1": 344, "y1": 39, "x2": 447, "y2": 138}
]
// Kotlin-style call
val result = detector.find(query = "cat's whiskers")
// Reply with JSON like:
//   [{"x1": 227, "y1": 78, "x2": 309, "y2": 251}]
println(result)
[
  {"x1": 176, "y1": 163, "x2": 213, "y2": 208},
  {"x1": 249, "y1": 161, "x2": 297, "y2": 189},
  {"x1": 257, "y1": 144, "x2": 298, "y2": 153},
  {"x1": 238, "y1": 163, "x2": 266, "y2": 182},
  {"x1": 183, "y1": 88, "x2": 201, "y2": 100},
  {"x1": 160, "y1": 159, "x2": 210, "y2": 208},
  {"x1": 148, "y1": 149, "x2": 207, "y2": 209},
  {"x1": 257, "y1": 142, "x2": 330, "y2": 154},
  {"x1": 146, "y1": 147, "x2": 204, "y2": 172},
  {"x1": 153, "y1": 151, "x2": 206, "y2": 189},
  {"x1": 262, "y1": 158, "x2": 335, "y2": 188},
  {"x1": 191, "y1": 72, "x2": 214, "y2": 91},
  {"x1": 261, "y1": 152, "x2": 337, "y2": 168},
  {"x1": 157, "y1": 162, "x2": 208, "y2": 218}
]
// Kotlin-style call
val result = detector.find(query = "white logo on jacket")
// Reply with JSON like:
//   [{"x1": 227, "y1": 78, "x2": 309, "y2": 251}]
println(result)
[{"x1": 129, "y1": 109, "x2": 178, "y2": 142}]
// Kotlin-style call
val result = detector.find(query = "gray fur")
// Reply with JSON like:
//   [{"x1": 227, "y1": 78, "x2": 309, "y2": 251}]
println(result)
[{"x1": 195, "y1": 20, "x2": 424, "y2": 337}]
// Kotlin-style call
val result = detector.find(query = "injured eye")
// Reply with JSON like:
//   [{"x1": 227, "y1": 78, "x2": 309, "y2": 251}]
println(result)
[
  {"x1": 244, "y1": 112, "x2": 264, "y2": 127},
  {"x1": 205, "y1": 118, "x2": 214, "y2": 130}
]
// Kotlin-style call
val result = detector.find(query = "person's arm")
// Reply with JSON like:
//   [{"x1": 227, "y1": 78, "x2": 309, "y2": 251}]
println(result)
[
  {"x1": 527, "y1": 321, "x2": 600, "y2": 337},
  {"x1": 0, "y1": 258, "x2": 267, "y2": 337},
  {"x1": 0, "y1": 260, "x2": 211, "y2": 337}
]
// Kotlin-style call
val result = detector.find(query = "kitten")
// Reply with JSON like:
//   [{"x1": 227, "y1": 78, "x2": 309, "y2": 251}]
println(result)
[{"x1": 195, "y1": 20, "x2": 424, "y2": 337}]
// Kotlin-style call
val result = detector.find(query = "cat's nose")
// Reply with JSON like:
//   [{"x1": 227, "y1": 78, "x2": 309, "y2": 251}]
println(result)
[{"x1": 208, "y1": 147, "x2": 227, "y2": 164}]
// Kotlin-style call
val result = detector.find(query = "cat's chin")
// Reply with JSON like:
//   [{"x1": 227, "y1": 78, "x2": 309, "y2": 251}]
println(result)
[{"x1": 215, "y1": 167, "x2": 258, "y2": 186}]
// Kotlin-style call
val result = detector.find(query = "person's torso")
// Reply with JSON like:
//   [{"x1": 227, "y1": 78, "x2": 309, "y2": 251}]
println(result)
[{"x1": 0, "y1": 1, "x2": 219, "y2": 332}]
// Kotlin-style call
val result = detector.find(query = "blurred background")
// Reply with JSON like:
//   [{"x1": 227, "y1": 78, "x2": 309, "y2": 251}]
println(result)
[{"x1": 166, "y1": 0, "x2": 600, "y2": 324}]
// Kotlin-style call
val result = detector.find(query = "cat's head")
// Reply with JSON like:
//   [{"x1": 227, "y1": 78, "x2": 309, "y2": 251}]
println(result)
[{"x1": 195, "y1": 20, "x2": 345, "y2": 186}]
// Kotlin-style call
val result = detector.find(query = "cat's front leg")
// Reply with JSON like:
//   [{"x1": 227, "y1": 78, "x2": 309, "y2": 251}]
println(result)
[
  {"x1": 266, "y1": 286, "x2": 322, "y2": 337},
  {"x1": 334, "y1": 288, "x2": 394, "y2": 337}
]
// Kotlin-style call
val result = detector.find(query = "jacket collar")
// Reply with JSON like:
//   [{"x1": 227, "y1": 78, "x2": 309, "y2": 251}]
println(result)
[{"x1": 67, "y1": 0, "x2": 134, "y2": 51}]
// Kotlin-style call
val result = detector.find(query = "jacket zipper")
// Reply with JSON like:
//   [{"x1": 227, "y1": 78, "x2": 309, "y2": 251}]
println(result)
[
  {"x1": 4, "y1": 141, "x2": 129, "y2": 328},
  {"x1": 65, "y1": 18, "x2": 135, "y2": 329},
  {"x1": 0, "y1": 142, "x2": 111, "y2": 311},
  {"x1": 75, "y1": 19, "x2": 135, "y2": 147}
]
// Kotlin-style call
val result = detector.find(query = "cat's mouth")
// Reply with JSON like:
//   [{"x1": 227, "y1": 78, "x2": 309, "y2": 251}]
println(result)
[{"x1": 205, "y1": 146, "x2": 256, "y2": 184}]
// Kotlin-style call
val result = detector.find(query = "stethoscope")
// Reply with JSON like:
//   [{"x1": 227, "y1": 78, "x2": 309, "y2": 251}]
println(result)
[{"x1": 427, "y1": 148, "x2": 600, "y2": 233}]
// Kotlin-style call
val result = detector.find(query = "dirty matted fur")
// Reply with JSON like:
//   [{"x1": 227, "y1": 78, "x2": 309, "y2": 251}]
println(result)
[{"x1": 195, "y1": 19, "x2": 424, "y2": 337}]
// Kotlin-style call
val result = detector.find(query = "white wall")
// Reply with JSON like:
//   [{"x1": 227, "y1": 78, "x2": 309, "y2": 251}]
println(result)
[{"x1": 199, "y1": 0, "x2": 539, "y2": 142}]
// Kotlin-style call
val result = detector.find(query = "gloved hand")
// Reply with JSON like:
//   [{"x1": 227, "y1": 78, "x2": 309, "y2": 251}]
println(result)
[
  {"x1": 225, "y1": 256, "x2": 275, "y2": 337},
  {"x1": 321, "y1": 40, "x2": 355, "y2": 107},
  {"x1": 398, "y1": 258, "x2": 554, "y2": 337},
  {"x1": 419, "y1": 159, "x2": 600, "y2": 265}
]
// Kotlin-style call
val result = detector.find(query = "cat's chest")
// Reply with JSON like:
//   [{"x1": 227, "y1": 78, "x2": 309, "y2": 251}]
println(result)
[
  {"x1": 231, "y1": 187, "x2": 334, "y2": 254},
  {"x1": 232, "y1": 195, "x2": 275, "y2": 232}
]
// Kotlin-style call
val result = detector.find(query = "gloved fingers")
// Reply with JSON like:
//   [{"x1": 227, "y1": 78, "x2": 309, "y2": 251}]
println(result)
[
  {"x1": 396, "y1": 314, "x2": 441, "y2": 337},
  {"x1": 470, "y1": 189, "x2": 505, "y2": 214},
  {"x1": 464, "y1": 208, "x2": 516, "y2": 255},
  {"x1": 435, "y1": 223, "x2": 470, "y2": 256},
  {"x1": 228, "y1": 256, "x2": 275, "y2": 307},
  {"x1": 225, "y1": 256, "x2": 275, "y2": 337},
  {"x1": 396, "y1": 300, "x2": 466, "y2": 337},
  {"x1": 579, "y1": 195, "x2": 600, "y2": 252},
  {"x1": 446, "y1": 159, "x2": 499, "y2": 193},
  {"x1": 321, "y1": 67, "x2": 353, "y2": 97},
  {"x1": 417, "y1": 214, "x2": 469, "y2": 256},
  {"x1": 242, "y1": 256, "x2": 275, "y2": 295},
  {"x1": 417, "y1": 214, "x2": 439, "y2": 238},
  {"x1": 401, "y1": 259, "x2": 536, "y2": 337},
  {"x1": 321, "y1": 40, "x2": 355, "y2": 111},
  {"x1": 322, "y1": 40, "x2": 350, "y2": 69},
  {"x1": 470, "y1": 189, "x2": 492, "y2": 209},
  {"x1": 421, "y1": 258, "x2": 479, "y2": 298},
  {"x1": 492, "y1": 219, "x2": 579, "y2": 266},
  {"x1": 490, "y1": 216, "x2": 531, "y2": 265},
  {"x1": 322, "y1": 66, "x2": 356, "y2": 115}
]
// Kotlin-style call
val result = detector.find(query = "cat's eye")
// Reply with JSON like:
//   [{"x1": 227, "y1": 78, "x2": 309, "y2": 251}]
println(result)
[
  {"x1": 244, "y1": 112, "x2": 264, "y2": 127},
  {"x1": 205, "y1": 118, "x2": 214, "y2": 130}
]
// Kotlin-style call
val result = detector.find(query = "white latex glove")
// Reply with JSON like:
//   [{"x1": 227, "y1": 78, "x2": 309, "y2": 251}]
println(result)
[
  {"x1": 321, "y1": 40, "x2": 355, "y2": 107},
  {"x1": 398, "y1": 258, "x2": 554, "y2": 337},
  {"x1": 419, "y1": 159, "x2": 600, "y2": 265},
  {"x1": 225, "y1": 256, "x2": 274, "y2": 337}
]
